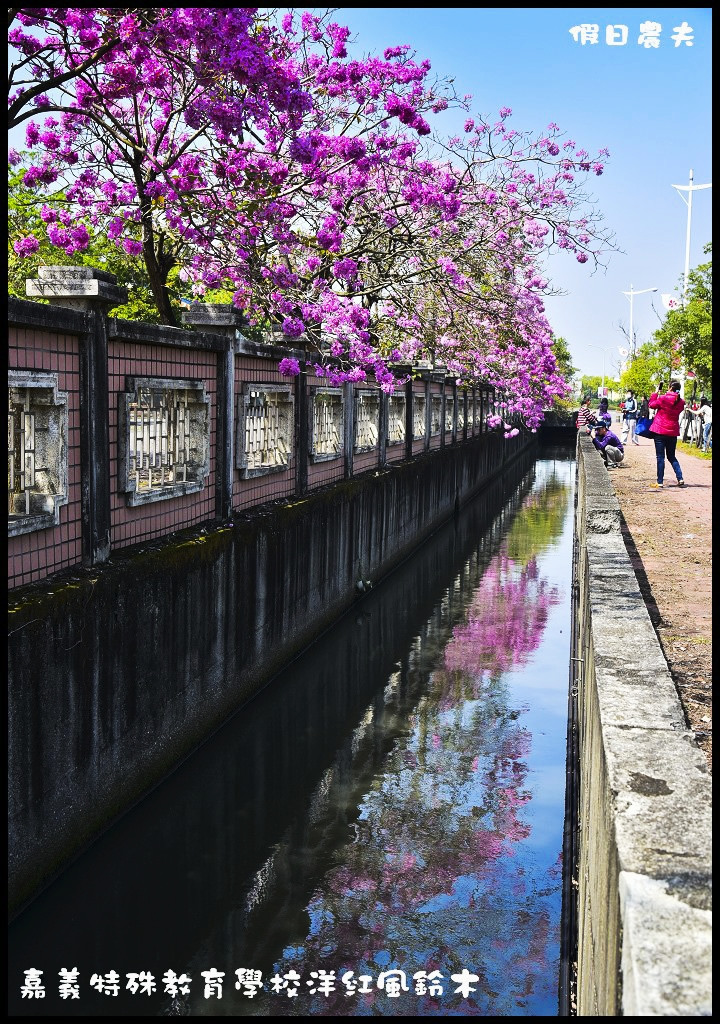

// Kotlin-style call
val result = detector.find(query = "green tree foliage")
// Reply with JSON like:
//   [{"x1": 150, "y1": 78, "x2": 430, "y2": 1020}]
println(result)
[
  {"x1": 620, "y1": 344, "x2": 667, "y2": 399},
  {"x1": 8, "y1": 162, "x2": 181, "y2": 323},
  {"x1": 550, "y1": 336, "x2": 575, "y2": 383},
  {"x1": 653, "y1": 243, "x2": 712, "y2": 391},
  {"x1": 579, "y1": 374, "x2": 601, "y2": 399}
]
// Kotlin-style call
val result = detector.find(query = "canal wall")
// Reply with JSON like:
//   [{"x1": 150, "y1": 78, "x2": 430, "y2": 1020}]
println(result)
[
  {"x1": 571, "y1": 433, "x2": 711, "y2": 1016},
  {"x1": 7, "y1": 274, "x2": 536, "y2": 913}
]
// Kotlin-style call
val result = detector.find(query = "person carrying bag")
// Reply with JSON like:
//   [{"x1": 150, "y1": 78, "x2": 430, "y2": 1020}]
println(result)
[
  {"x1": 635, "y1": 414, "x2": 654, "y2": 438},
  {"x1": 647, "y1": 380, "x2": 686, "y2": 490}
]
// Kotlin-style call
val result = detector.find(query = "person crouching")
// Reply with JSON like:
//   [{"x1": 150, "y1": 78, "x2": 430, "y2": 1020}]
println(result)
[{"x1": 592, "y1": 421, "x2": 625, "y2": 469}]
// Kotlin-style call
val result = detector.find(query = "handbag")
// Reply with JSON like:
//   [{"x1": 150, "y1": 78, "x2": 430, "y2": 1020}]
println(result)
[{"x1": 634, "y1": 416, "x2": 654, "y2": 438}]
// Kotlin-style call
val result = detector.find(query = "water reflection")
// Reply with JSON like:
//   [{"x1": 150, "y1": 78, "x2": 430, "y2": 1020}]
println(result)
[
  {"x1": 226, "y1": 459, "x2": 571, "y2": 1017},
  {"x1": 8, "y1": 450, "x2": 574, "y2": 1018}
]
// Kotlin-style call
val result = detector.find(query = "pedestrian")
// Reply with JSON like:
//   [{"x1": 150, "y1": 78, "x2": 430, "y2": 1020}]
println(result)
[
  {"x1": 591, "y1": 421, "x2": 625, "y2": 469},
  {"x1": 622, "y1": 389, "x2": 639, "y2": 445},
  {"x1": 637, "y1": 394, "x2": 650, "y2": 420},
  {"x1": 648, "y1": 380, "x2": 686, "y2": 489},
  {"x1": 701, "y1": 400, "x2": 712, "y2": 453},
  {"x1": 576, "y1": 395, "x2": 596, "y2": 431},
  {"x1": 690, "y1": 397, "x2": 712, "y2": 452},
  {"x1": 595, "y1": 397, "x2": 612, "y2": 428}
]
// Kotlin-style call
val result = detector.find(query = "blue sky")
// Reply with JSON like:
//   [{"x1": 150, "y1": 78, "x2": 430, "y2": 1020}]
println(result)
[{"x1": 336, "y1": 7, "x2": 712, "y2": 383}]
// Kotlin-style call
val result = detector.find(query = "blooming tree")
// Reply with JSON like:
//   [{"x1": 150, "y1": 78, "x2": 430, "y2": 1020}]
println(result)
[
  {"x1": 9, "y1": 7, "x2": 312, "y2": 323},
  {"x1": 9, "y1": 7, "x2": 614, "y2": 428}
]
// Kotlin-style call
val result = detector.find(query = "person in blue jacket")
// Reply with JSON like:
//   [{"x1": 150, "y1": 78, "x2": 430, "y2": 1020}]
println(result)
[{"x1": 592, "y1": 421, "x2": 625, "y2": 469}]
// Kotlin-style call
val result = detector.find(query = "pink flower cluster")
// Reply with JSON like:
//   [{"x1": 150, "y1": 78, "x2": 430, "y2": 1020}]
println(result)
[{"x1": 10, "y1": 8, "x2": 613, "y2": 427}]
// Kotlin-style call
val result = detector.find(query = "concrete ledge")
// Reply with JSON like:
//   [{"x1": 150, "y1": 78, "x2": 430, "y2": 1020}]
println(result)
[
  {"x1": 620, "y1": 872, "x2": 712, "y2": 1016},
  {"x1": 108, "y1": 316, "x2": 229, "y2": 351},
  {"x1": 605, "y1": 726, "x2": 711, "y2": 889},
  {"x1": 573, "y1": 432, "x2": 712, "y2": 1016},
  {"x1": 8, "y1": 294, "x2": 88, "y2": 333}
]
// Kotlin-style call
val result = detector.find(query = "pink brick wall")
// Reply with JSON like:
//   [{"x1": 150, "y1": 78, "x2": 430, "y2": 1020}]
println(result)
[
  {"x1": 352, "y1": 448, "x2": 379, "y2": 474},
  {"x1": 232, "y1": 355, "x2": 296, "y2": 510},
  {"x1": 305, "y1": 370, "x2": 344, "y2": 490},
  {"x1": 307, "y1": 456, "x2": 345, "y2": 489},
  {"x1": 10, "y1": 317, "x2": 489, "y2": 590},
  {"x1": 108, "y1": 339, "x2": 218, "y2": 549},
  {"x1": 8, "y1": 327, "x2": 83, "y2": 588}
]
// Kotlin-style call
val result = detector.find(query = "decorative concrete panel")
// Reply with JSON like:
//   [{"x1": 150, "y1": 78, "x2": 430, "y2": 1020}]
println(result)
[
  {"x1": 310, "y1": 388, "x2": 343, "y2": 462},
  {"x1": 237, "y1": 383, "x2": 294, "y2": 478},
  {"x1": 354, "y1": 390, "x2": 380, "y2": 453},
  {"x1": 430, "y1": 394, "x2": 443, "y2": 436},
  {"x1": 387, "y1": 394, "x2": 406, "y2": 447},
  {"x1": 412, "y1": 394, "x2": 427, "y2": 439},
  {"x1": 8, "y1": 371, "x2": 68, "y2": 536},
  {"x1": 118, "y1": 377, "x2": 210, "y2": 506},
  {"x1": 445, "y1": 394, "x2": 456, "y2": 434}
]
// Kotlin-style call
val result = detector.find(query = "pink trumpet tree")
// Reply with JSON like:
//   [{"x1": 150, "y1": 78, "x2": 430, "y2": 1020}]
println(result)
[{"x1": 9, "y1": 7, "x2": 613, "y2": 427}]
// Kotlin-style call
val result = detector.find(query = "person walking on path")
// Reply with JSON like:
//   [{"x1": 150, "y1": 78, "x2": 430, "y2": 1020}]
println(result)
[
  {"x1": 648, "y1": 380, "x2": 686, "y2": 490},
  {"x1": 701, "y1": 401, "x2": 712, "y2": 453},
  {"x1": 591, "y1": 421, "x2": 625, "y2": 468},
  {"x1": 690, "y1": 397, "x2": 713, "y2": 453},
  {"x1": 622, "y1": 389, "x2": 639, "y2": 445}
]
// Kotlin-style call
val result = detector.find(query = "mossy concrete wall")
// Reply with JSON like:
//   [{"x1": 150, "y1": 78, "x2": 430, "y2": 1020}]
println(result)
[
  {"x1": 9, "y1": 430, "x2": 527, "y2": 915},
  {"x1": 573, "y1": 433, "x2": 711, "y2": 1016}
]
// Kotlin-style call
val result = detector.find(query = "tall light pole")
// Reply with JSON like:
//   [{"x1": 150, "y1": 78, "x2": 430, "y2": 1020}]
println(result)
[
  {"x1": 671, "y1": 169, "x2": 712, "y2": 303},
  {"x1": 670, "y1": 171, "x2": 711, "y2": 397},
  {"x1": 587, "y1": 343, "x2": 611, "y2": 394},
  {"x1": 622, "y1": 285, "x2": 657, "y2": 357}
]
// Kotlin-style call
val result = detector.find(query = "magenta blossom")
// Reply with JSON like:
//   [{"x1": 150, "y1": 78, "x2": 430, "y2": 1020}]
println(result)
[
  {"x1": 13, "y1": 235, "x2": 40, "y2": 256},
  {"x1": 278, "y1": 357, "x2": 301, "y2": 377}
]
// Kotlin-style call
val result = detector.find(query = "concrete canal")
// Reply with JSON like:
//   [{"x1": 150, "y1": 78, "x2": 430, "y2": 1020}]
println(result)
[{"x1": 9, "y1": 445, "x2": 575, "y2": 1016}]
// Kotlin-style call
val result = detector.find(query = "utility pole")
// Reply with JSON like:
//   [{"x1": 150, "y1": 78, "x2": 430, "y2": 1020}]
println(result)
[
  {"x1": 622, "y1": 285, "x2": 657, "y2": 358},
  {"x1": 671, "y1": 169, "x2": 712, "y2": 303},
  {"x1": 670, "y1": 170, "x2": 712, "y2": 397}
]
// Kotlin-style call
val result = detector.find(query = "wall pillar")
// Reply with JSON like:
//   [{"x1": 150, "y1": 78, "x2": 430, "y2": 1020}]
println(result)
[
  {"x1": 343, "y1": 382, "x2": 354, "y2": 479},
  {"x1": 26, "y1": 267, "x2": 128, "y2": 566},
  {"x1": 181, "y1": 303, "x2": 245, "y2": 520}
]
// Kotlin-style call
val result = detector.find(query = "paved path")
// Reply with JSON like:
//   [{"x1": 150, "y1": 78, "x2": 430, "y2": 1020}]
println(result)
[
  {"x1": 622, "y1": 430, "x2": 712, "y2": 516},
  {"x1": 603, "y1": 417, "x2": 712, "y2": 768}
]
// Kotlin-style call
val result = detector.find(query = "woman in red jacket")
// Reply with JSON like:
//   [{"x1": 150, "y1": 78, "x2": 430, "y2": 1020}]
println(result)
[{"x1": 648, "y1": 380, "x2": 686, "y2": 490}]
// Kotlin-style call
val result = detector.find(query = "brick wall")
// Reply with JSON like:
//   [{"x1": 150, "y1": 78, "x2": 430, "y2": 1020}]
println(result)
[
  {"x1": 8, "y1": 323, "x2": 83, "y2": 587},
  {"x1": 8, "y1": 296, "x2": 505, "y2": 589}
]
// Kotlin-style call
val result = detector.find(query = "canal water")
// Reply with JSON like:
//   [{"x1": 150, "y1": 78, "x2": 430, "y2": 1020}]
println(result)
[{"x1": 8, "y1": 446, "x2": 575, "y2": 1017}]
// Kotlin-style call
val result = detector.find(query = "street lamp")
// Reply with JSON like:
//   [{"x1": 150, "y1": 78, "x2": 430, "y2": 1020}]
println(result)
[
  {"x1": 671, "y1": 169, "x2": 712, "y2": 303},
  {"x1": 671, "y1": 169, "x2": 712, "y2": 397},
  {"x1": 622, "y1": 285, "x2": 657, "y2": 357},
  {"x1": 587, "y1": 343, "x2": 612, "y2": 394}
]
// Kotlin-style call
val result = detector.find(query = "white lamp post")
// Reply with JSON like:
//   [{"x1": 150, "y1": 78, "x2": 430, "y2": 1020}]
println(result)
[
  {"x1": 622, "y1": 285, "x2": 657, "y2": 357},
  {"x1": 587, "y1": 343, "x2": 611, "y2": 394},
  {"x1": 671, "y1": 169, "x2": 712, "y2": 303}
]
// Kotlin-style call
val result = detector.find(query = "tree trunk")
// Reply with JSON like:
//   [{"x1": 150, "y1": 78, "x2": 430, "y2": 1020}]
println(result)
[
  {"x1": 136, "y1": 173, "x2": 177, "y2": 326},
  {"x1": 142, "y1": 234, "x2": 177, "y2": 327}
]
